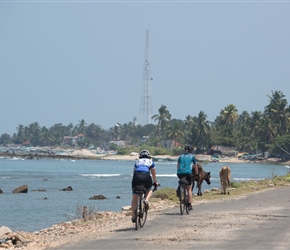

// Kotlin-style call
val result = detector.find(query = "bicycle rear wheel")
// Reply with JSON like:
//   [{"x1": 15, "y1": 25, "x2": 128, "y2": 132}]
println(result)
[{"x1": 138, "y1": 198, "x2": 148, "y2": 228}]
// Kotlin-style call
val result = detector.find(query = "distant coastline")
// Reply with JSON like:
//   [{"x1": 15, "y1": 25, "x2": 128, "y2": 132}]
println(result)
[{"x1": 1, "y1": 146, "x2": 289, "y2": 165}]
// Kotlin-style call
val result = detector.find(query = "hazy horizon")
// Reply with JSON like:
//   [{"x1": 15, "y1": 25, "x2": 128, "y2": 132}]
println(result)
[{"x1": 1, "y1": 1, "x2": 290, "y2": 134}]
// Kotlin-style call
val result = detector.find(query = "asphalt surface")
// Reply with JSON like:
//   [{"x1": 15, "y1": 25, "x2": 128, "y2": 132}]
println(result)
[{"x1": 51, "y1": 186, "x2": 290, "y2": 250}]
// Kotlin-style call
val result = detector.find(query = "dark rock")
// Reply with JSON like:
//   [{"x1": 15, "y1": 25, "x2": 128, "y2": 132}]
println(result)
[
  {"x1": 89, "y1": 195, "x2": 107, "y2": 200},
  {"x1": 59, "y1": 186, "x2": 73, "y2": 191},
  {"x1": 12, "y1": 185, "x2": 28, "y2": 194},
  {"x1": 0, "y1": 189, "x2": 3, "y2": 194},
  {"x1": 116, "y1": 196, "x2": 121, "y2": 199}
]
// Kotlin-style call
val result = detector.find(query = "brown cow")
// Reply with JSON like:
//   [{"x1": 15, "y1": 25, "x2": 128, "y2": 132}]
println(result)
[
  {"x1": 192, "y1": 164, "x2": 211, "y2": 196},
  {"x1": 219, "y1": 166, "x2": 231, "y2": 194}
]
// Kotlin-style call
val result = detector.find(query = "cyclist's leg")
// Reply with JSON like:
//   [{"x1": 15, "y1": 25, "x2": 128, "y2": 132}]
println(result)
[
  {"x1": 145, "y1": 189, "x2": 152, "y2": 202},
  {"x1": 132, "y1": 172, "x2": 142, "y2": 221},
  {"x1": 131, "y1": 193, "x2": 138, "y2": 221},
  {"x1": 144, "y1": 173, "x2": 153, "y2": 203},
  {"x1": 186, "y1": 174, "x2": 193, "y2": 209},
  {"x1": 186, "y1": 185, "x2": 192, "y2": 203},
  {"x1": 131, "y1": 193, "x2": 138, "y2": 211}
]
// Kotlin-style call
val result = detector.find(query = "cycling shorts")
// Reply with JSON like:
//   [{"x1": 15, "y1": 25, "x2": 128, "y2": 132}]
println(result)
[
  {"x1": 177, "y1": 174, "x2": 192, "y2": 186},
  {"x1": 132, "y1": 172, "x2": 153, "y2": 194}
]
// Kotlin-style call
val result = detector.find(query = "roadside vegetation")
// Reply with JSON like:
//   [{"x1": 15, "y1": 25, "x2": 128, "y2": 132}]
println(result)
[
  {"x1": 152, "y1": 173, "x2": 290, "y2": 203},
  {"x1": 65, "y1": 173, "x2": 290, "y2": 222}
]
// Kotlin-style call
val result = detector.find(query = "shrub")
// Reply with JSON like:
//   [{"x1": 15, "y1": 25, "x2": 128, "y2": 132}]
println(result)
[
  {"x1": 171, "y1": 147, "x2": 183, "y2": 156},
  {"x1": 231, "y1": 181, "x2": 242, "y2": 188},
  {"x1": 152, "y1": 188, "x2": 176, "y2": 200}
]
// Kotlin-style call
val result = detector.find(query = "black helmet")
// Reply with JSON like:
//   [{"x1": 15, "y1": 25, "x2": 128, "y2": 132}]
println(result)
[
  {"x1": 139, "y1": 149, "x2": 150, "y2": 158},
  {"x1": 184, "y1": 145, "x2": 192, "y2": 152}
]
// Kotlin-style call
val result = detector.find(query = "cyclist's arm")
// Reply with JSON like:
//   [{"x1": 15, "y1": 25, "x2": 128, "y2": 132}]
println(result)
[
  {"x1": 177, "y1": 155, "x2": 181, "y2": 169},
  {"x1": 150, "y1": 168, "x2": 157, "y2": 183}
]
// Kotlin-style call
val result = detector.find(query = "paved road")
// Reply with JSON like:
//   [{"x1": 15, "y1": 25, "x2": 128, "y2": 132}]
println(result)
[{"x1": 51, "y1": 187, "x2": 290, "y2": 250}]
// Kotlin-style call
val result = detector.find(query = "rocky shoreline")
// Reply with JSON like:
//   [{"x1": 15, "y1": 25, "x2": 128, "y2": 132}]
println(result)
[{"x1": 0, "y1": 199, "x2": 177, "y2": 250}]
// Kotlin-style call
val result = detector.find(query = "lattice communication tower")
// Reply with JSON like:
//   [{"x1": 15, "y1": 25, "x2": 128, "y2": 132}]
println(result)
[{"x1": 139, "y1": 30, "x2": 153, "y2": 125}]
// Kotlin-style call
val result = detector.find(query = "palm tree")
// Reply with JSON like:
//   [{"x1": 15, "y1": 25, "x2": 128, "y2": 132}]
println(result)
[
  {"x1": 184, "y1": 115, "x2": 194, "y2": 131},
  {"x1": 187, "y1": 111, "x2": 211, "y2": 148},
  {"x1": 257, "y1": 116, "x2": 276, "y2": 154},
  {"x1": 264, "y1": 90, "x2": 290, "y2": 136},
  {"x1": 213, "y1": 104, "x2": 239, "y2": 147},
  {"x1": 152, "y1": 105, "x2": 171, "y2": 138},
  {"x1": 167, "y1": 120, "x2": 184, "y2": 146},
  {"x1": 220, "y1": 104, "x2": 239, "y2": 125},
  {"x1": 77, "y1": 119, "x2": 87, "y2": 135},
  {"x1": 235, "y1": 111, "x2": 253, "y2": 152}
]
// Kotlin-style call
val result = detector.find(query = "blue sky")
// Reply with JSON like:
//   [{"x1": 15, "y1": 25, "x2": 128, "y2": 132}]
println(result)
[{"x1": 1, "y1": 0, "x2": 290, "y2": 135}]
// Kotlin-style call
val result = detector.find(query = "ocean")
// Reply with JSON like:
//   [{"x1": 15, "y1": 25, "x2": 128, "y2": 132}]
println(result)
[{"x1": 0, "y1": 156, "x2": 289, "y2": 232}]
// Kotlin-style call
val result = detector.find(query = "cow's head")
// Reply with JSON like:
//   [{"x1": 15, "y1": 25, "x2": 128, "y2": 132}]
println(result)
[{"x1": 204, "y1": 172, "x2": 211, "y2": 185}]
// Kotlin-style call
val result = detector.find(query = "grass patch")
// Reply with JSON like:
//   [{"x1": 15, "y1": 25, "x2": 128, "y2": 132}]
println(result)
[
  {"x1": 152, "y1": 188, "x2": 177, "y2": 201},
  {"x1": 66, "y1": 203, "x2": 97, "y2": 222}
]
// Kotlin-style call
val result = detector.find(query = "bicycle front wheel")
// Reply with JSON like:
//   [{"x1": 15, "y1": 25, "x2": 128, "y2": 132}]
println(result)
[{"x1": 138, "y1": 199, "x2": 148, "y2": 228}]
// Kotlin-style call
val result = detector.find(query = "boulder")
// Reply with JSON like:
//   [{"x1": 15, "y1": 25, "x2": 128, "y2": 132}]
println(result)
[
  {"x1": 0, "y1": 226, "x2": 12, "y2": 238},
  {"x1": 89, "y1": 195, "x2": 107, "y2": 200},
  {"x1": 122, "y1": 206, "x2": 131, "y2": 211},
  {"x1": 0, "y1": 188, "x2": 3, "y2": 194},
  {"x1": 12, "y1": 185, "x2": 28, "y2": 194},
  {"x1": 59, "y1": 186, "x2": 73, "y2": 191}
]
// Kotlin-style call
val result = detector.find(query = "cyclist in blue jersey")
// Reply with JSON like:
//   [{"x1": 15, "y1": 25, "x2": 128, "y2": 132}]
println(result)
[
  {"x1": 176, "y1": 145, "x2": 197, "y2": 210},
  {"x1": 131, "y1": 149, "x2": 158, "y2": 223}
]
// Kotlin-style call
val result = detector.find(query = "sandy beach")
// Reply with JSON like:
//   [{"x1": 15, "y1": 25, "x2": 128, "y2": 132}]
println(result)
[
  {"x1": 1, "y1": 146, "x2": 289, "y2": 165},
  {"x1": 100, "y1": 153, "x2": 290, "y2": 165}
]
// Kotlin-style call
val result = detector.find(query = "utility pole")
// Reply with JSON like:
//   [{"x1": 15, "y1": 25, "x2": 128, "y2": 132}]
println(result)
[{"x1": 139, "y1": 30, "x2": 153, "y2": 125}]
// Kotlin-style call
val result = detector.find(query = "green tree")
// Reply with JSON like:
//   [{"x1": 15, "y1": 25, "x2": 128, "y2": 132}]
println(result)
[
  {"x1": 76, "y1": 119, "x2": 87, "y2": 134},
  {"x1": 0, "y1": 133, "x2": 11, "y2": 146},
  {"x1": 167, "y1": 120, "x2": 184, "y2": 146},
  {"x1": 264, "y1": 90, "x2": 290, "y2": 136},
  {"x1": 152, "y1": 104, "x2": 171, "y2": 138},
  {"x1": 220, "y1": 104, "x2": 239, "y2": 125},
  {"x1": 194, "y1": 111, "x2": 211, "y2": 148},
  {"x1": 212, "y1": 104, "x2": 239, "y2": 146}
]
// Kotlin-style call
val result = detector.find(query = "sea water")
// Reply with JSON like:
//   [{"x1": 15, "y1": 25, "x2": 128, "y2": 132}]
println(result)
[{"x1": 0, "y1": 156, "x2": 289, "y2": 232}]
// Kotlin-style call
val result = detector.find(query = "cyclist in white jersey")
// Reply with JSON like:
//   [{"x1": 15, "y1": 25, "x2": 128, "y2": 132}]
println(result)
[{"x1": 131, "y1": 149, "x2": 158, "y2": 223}]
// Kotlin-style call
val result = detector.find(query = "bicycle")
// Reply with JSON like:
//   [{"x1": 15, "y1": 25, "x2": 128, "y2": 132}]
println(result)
[
  {"x1": 133, "y1": 182, "x2": 159, "y2": 230},
  {"x1": 177, "y1": 177, "x2": 190, "y2": 215}
]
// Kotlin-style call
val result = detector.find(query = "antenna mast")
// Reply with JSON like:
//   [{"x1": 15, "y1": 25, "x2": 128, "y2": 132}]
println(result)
[{"x1": 140, "y1": 30, "x2": 153, "y2": 125}]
